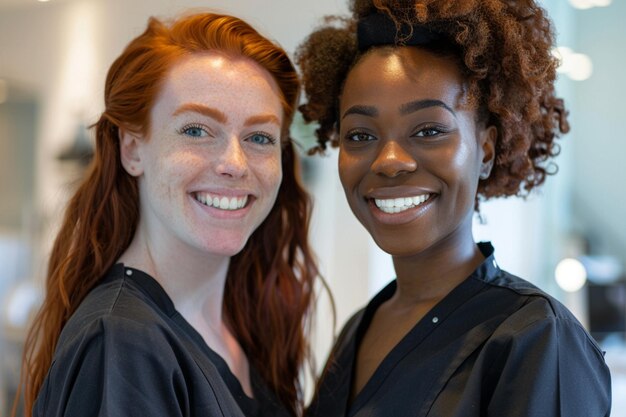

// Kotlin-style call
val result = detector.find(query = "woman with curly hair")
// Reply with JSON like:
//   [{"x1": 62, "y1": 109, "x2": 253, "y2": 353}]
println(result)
[
  {"x1": 16, "y1": 12, "x2": 318, "y2": 417},
  {"x1": 297, "y1": 0, "x2": 611, "y2": 415}
]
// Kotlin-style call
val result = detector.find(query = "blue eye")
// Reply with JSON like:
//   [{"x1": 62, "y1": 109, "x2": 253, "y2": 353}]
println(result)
[
  {"x1": 345, "y1": 131, "x2": 376, "y2": 142},
  {"x1": 179, "y1": 124, "x2": 208, "y2": 138},
  {"x1": 247, "y1": 132, "x2": 275, "y2": 145}
]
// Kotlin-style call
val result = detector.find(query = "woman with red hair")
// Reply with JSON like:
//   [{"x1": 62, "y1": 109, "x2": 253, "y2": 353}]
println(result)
[{"x1": 17, "y1": 12, "x2": 318, "y2": 417}]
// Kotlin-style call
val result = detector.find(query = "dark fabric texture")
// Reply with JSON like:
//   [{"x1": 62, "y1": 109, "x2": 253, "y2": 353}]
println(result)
[
  {"x1": 33, "y1": 264, "x2": 291, "y2": 417},
  {"x1": 307, "y1": 243, "x2": 611, "y2": 417}
]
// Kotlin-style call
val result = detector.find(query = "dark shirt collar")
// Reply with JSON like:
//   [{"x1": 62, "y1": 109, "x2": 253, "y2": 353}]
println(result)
[{"x1": 103, "y1": 263, "x2": 178, "y2": 316}]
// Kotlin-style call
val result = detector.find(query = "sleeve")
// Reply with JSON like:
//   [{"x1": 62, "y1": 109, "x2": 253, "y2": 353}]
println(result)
[
  {"x1": 33, "y1": 317, "x2": 191, "y2": 417},
  {"x1": 486, "y1": 314, "x2": 611, "y2": 417}
]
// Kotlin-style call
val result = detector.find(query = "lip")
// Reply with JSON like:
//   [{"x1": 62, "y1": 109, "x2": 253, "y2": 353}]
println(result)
[
  {"x1": 364, "y1": 185, "x2": 435, "y2": 200},
  {"x1": 191, "y1": 186, "x2": 254, "y2": 198},
  {"x1": 189, "y1": 189, "x2": 255, "y2": 220},
  {"x1": 365, "y1": 192, "x2": 436, "y2": 225}
]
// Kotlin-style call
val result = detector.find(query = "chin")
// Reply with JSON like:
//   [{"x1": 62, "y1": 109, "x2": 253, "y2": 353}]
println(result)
[
  {"x1": 200, "y1": 237, "x2": 250, "y2": 257},
  {"x1": 372, "y1": 234, "x2": 431, "y2": 258}
]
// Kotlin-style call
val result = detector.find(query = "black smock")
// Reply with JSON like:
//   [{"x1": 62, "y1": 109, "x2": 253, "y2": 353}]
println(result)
[
  {"x1": 307, "y1": 243, "x2": 611, "y2": 417},
  {"x1": 34, "y1": 264, "x2": 291, "y2": 417}
]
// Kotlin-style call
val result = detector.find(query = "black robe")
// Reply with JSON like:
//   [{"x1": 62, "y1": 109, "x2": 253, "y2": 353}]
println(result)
[
  {"x1": 34, "y1": 264, "x2": 291, "y2": 417},
  {"x1": 307, "y1": 243, "x2": 611, "y2": 417}
]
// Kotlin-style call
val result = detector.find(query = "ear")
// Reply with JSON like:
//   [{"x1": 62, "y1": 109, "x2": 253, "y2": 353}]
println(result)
[
  {"x1": 478, "y1": 125, "x2": 497, "y2": 180},
  {"x1": 119, "y1": 128, "x2": 145, "y2": 177}
]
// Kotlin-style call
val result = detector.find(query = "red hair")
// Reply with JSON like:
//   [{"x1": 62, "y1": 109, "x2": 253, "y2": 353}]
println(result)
[{"x1": 17, "y1": 13, "x2": 317, "y2": 416}]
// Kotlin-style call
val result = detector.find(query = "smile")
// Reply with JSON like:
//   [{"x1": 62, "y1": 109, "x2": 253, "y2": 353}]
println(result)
[
  {"x1": 374, "y1": 194, "x2": 430, "y2": 214},
  {"x1": 193, "y1": 192, "x2": 248, "y2": 211}
]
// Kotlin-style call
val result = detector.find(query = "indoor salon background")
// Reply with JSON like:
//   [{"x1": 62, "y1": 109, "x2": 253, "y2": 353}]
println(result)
[{"x1": 1, "y1": 0, "x2": 624, "y2": 415}]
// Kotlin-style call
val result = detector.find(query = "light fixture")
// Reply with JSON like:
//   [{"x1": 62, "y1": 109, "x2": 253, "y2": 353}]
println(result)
[
  {"x1": 4, "y1": 281, "x2": 42, "y2": 328},
  {"x1": 568, "y1": 0, "x2": 612, "y2": 9},
  {"x1": 56, "y1": 123, "x2": 94, "y2": 166},
  {"x1": 580, "y1": 255, "x2": 623, "y2": 284},
  {"x1": 555, "y1": 258, "x2": 588, "y2": 292},
  {"x1": 553, "y1": 47, "x2": 593, "y2": 81}
]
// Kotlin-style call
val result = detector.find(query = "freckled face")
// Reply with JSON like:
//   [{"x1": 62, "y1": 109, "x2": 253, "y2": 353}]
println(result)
[
  {"x1": 338, "y1": 47, "x2": 494, "y2": 257},
  {"x1": 132, "y1": 53, "x2": 284, "y2": 257}
]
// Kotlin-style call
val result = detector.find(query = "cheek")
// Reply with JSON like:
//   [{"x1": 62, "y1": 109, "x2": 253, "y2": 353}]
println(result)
[
  {"x1": 442, "y1": 140, "x2": 480, "y2": 183},
  {"x1": 338, "y1": 149, "x2": 364, "y2": 191},
  {"x1": 166, "y1": 151, "x2": 203, "y2": 178},
  {"x1": 148, "y1": 151, "x2": 204, "y2": 198},
  {"x1": 256, "y1": 153, "x2": 283, "y2": 195},
  {"x1": 443, "y1": 143, "x2": 481, "y2": 213}
]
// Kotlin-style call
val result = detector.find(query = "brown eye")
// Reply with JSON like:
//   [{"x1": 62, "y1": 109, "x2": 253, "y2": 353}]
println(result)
[
  {"x1": 345, "y1": 131, "x2": 376, "y2": 142},
  {"x1": 414, "y1": 127, "x2": 442, "y2": 137}
]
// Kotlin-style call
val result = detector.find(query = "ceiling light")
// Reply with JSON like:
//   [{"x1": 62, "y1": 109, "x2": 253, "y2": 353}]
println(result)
[
  {"x1": 555, "y1": 258, "x2": 588, "y2": 292},
  {"x1": 553, "y1": 46, "x2": 593, "y2": 81},
  {"x1": 568, "y1": 0, "x2": 612, "y2": 9}
]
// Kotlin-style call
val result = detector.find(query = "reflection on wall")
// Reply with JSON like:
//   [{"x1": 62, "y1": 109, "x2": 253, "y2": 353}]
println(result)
[
  {"x1": 0, "y1": 80, "x2": 40, "y2": 417},
  {"x1": 570, "y1": 0, "x2": 626, "y2": 271},
  {"x1": 0, "y1": 83, "x2": 37, "y2": 235}
]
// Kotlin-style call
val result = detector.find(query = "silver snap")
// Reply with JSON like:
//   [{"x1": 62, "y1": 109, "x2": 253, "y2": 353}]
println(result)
[
  {"x1": 432, "y1": 317, "x2": 439, "y2": 324},
  {"x1": 126, "y1": 269, "x2": 133, "y2": 276}
]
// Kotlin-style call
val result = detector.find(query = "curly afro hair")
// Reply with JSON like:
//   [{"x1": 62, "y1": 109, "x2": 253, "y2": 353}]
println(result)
[{"x1": 296, "y1": 0, "x2": 569, "y2": 202}]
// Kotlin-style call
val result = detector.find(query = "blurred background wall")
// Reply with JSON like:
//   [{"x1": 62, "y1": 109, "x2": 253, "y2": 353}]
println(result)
[{"x1": 1, "y1": 0, "x2": 625, "y2": 414}]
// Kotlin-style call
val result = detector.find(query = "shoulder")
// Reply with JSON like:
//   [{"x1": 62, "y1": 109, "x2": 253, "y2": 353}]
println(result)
[
  {"x1": 56, "y1": 275, "x2": 178, "y2": 362},
  {"x1": 476, "y1": 271, "x2": 612, "y2": 415},
  {"x1": 487, "y1": 269, "x2": 582, "y2": 321},
  {"x1": 484, "y1": 269, "x2": 606, "y2": 360},
  {"x1": 38, "y1": 283, "x2": 196, "y2": 416}
]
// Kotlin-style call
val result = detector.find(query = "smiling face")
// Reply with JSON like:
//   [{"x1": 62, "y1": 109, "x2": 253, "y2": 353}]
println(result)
[
  {"x1": 338, "y1": 47, "x2": 495, "y2": 258},
  {"x1": 122, "y1": 53, "x2": 284, "y2": 257}
]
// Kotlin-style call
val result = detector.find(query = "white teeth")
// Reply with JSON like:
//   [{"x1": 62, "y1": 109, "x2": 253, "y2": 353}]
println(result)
[
  {"x1": 374, "y1": 194, "x2": 430, "y2": 214},
  {"x1": 194, "y1": 192, "x2": 248, "y2": 211}
]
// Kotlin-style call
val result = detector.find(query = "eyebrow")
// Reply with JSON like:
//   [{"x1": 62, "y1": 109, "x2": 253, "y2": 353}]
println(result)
[
  {"x1": 341, "y1": 105, "x2": 378, "y2": 120},
  {"x1": 173, "y1": 103, "x2": 227, "y2": 123},
  {"x1": 342, "y1": 99, "x2": 456, "y2": 120},
  {"x1": 172, "y1": 103, "x2": 280, "y2": 128},
  {"x1": 399, "y1": 99, "x2": 456, "y2": 116},
  {"x1": 244, "y1": 114, "x2": 281, "y2": 128}
]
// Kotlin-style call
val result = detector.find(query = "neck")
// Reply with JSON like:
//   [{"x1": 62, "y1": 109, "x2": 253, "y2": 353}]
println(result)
[
  {"x1": 118, "y1": 220, "x2": 253, "y2": 397},
  {"x1": 390, "y1": 229, "x2": 484, "y2": 308},
  {"x1": 118, "y1": 222, "x2": 231, "y2": 326}
]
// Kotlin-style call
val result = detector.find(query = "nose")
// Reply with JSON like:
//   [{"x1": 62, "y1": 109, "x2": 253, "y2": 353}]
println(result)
[
  {"x1": 371, "y1": 140, "x2": 417, "y2": 177},
  {"x1": 216, "y1": 137, "x2": 248, "y2": 178}
]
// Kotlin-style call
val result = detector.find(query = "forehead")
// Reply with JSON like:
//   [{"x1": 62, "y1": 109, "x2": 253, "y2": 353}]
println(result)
[
  {"x1": 153, "y1": 52, "x2": 284, "y2": 118},
  {"x1": 340, "y1": 47, "x2": 467, "y2": 111}
]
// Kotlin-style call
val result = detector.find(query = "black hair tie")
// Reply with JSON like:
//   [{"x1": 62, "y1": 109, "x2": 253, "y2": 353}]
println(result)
[{"x1": 357, "y1": 12, "x2": 444, "y2": 52}]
